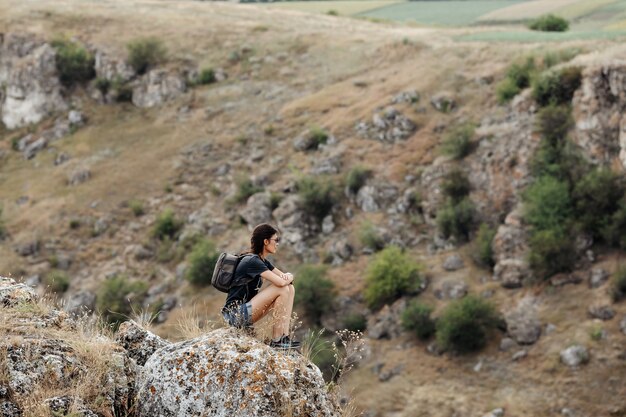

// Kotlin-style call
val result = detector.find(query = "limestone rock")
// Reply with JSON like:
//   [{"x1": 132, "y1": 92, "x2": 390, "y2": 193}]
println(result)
[
  {"x1": 433, "y1": 279, "x2": 467, "y2": 300},
  {"x1": 492, "y1": 206, "x2": 531, "y2": 288},
  {"x1": 115, "y1": 320, "x2": 170, "y2": 366},
  {"x1": 65, "y1": 290, "x2": 97, "y2": 316},
  {"x1": 391, "y1": 90, "x2": 420, "y2": 104},
  {"x1": 587, "y1": 305, "x2": 615, "y2": 321},
  {"x1": 132, "y1": 69, "x2": 187, "y2": 108},
  {"x1": 367, "y1": 298, "x2": 407, "y2": 340},
  {"x1": 356, "y1": 182, "x2": 399, "y2": 213},
  {"x1": 560, "y1": 345, "x2": 589, "y2": 367},
  {"x1": 430, "y1": 93, "x2": 456, "y2": 113},
  {"x1": 329, "y1": 238, "x2": 353, "y2": 265},
  {"x1": 482, "y1": 408, "x2": 505, "y2": 417},
  {"x1": 589, "y1": 268, "x2": 609, "y2": 288},
  {"x1": 240, "y1": 192, "x2": 273, "y2": 230},
  {"x1": 0, "y1": 276, "x2": 37, "y2": 306},
  {"x1": 136, "y1": 327, "x2": 340, "y2": 417},
  {"x1": 355, "y1": 106, "x2": 416, "y2": 143},
  {"x1": 67, "y1": 168, "x2": 91, "y2": 186},
  {"x1": 94, "y1": 49, "x2": 135, "y2": 82},
  {"x1": 504, "y1": 297, "x2": 542, "y2": 345},
  {"x1": 442, "y1": 254, "x2": 464, "y2": 271},
  {"x1": 0, "y1": 34, "x2": 67, "y2": 129}
]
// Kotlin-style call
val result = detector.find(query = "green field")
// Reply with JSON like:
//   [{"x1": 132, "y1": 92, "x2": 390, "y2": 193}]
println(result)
[
  {"x1": 356, "y1": 0, "x2": 525, "y2": 25},
  {"x1": 265, "y1": 0, "x2": 401, "y2": 15}
]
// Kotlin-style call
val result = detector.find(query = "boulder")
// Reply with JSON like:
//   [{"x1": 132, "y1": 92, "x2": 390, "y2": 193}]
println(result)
[
  {"x1": 355, "y1": 106, "x2": 416, "y2": 143},
  {"x1": 560, "y1": 345, "x2": 589, "y2": 367},
  {"x1": 492, "y1": 206, "x2": 531, "y2": 288},
  {"x1": 355, "y1": 182, "x2": 399, "y2": 213},
  {"x1": 0, "y1": 276, "x2": 37, "y2": 306},
  {"x1": 367, "y1": 298, "x2": 406, "y2": 340},
  {"x1": 433, "y1": 279, "x2": 467, "y2": 300},
  {"x1": 589, "y1": 268, "x2": 609, "y2": 288},
  {"x1": 67, "y1": 168, "x2": 91, "y2": 186},
  {"x1": 0, "y1": 34, "x2": 67, "y2": 129},
  {"x1": 132, "y1": 69, "x2": 187, "y2": 108},
  {"x1": 136, "y1": 327, "x2": 340, "y2": 417},
  {"x1": 430, "y1": 93, "x2": 456, "y2": 113},
  {"x1": 240, "y1": 192, "x2": 273, "y2": 230},
  {"x1": 587, "y1": 305, "x2": 615, "y2": 321},
  {"x1": 115, "y1": 320, "x2": 170, "y2": 366},
  {"x1": 391, "y1": 90, "x2": 420, "y2": 104},
  {"x1": 94, "y1": 49, "x2": 135, "y2": 82},
  {"x1": 504, "y1": 297, "x2": 542, "y2": 345},
  {"x1": 65, "y1": 290, "x2": 97, "y2": 316},
  {"x1": 442, "y1": 254, "x2": 464, "y2": 271}
]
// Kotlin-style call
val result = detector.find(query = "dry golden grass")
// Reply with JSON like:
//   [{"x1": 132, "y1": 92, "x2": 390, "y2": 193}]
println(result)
[{"x1": 478, "y1": 0, "x2": 583, "y2": 22}]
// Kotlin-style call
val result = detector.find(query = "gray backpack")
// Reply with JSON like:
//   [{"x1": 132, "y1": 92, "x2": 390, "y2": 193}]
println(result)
[{"x1": 211, "y1": 253, "x2": 254, "y2": 292}]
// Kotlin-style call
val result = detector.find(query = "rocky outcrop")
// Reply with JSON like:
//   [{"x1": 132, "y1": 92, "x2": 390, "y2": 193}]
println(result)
[
  {"x1": 492, "y1": 205, "x2": 531, "y2": 288},
  {"x1": 573, "y1": 65, "x2": 626, "y2": 166},
  {"x1": 355, "y1": 106, "x2": 417, "y2": 143},
  {"x1": 136, "y1": 327, "x2": 341, "y2": 417},
  {"x1": 240, "y1": 192, "x2": 273, "y2": 229},
  {"x1": 0, "y1": 33, "x2": 67, "y2": 129},
  {"x1": 504, "y1": 297, "x2": 542, "y2": 345},
  {"x1": 132, "y1": 69, "x2": 187, "y2": 108},
  {"x1": 0, "y1": 276, "x2": 37, "y2": 306},
  {"x1": 115, "y1": 320, "x2": 170, "y2": 366}
]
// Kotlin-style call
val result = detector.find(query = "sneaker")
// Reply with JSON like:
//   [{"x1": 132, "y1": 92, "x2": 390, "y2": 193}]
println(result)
[{"x1": 269, "y1": 335, "x2": 301, "y2": 350}]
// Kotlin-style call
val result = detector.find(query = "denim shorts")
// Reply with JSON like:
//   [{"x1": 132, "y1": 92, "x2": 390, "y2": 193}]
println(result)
[{"x1": 222, "y1": 302, "x2": 253, "y2": 328}]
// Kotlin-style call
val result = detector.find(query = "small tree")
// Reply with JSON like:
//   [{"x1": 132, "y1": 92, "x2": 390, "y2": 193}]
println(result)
[
  {"x1": 471, "y1": 223, "x2": 497, "y2": 268},
  {"x1": 185, "y1": 239, "x2": 220, "y2": 286},
  {"x1": 401, "y1": 300, "x2": 436, "y2": 340},
  {"x1": 436, "y1": 296, "x2": 500, "y2": 354},
  {"x1": 51, "y1": 38, "x2": 95, "y2": 87},
  {"x1": 436, "y1": 197, "x2": 475, "y2": 241},
  {"x1": 296, "y1": 176, "x2": 337, "y2": 222},
  {"x1": 528, "y1": 14, "x2": 569, "y2": 32},
  {"x1": 523, "y1": 176, "x2": 572, "y2": 232},
  {"x1": 532, "y1": 67, "x2": 582, "y2": 107},
  {"x1": 528, "y1": 228, "x2": 576, "y2": 279},
  {"x1": 295, "y1": 265, "x2": 336, "y2": 325},
  {"x1": 127, "y1": 38, "x2": 167, "y2": 75},
  {"x1": 364, "y1": 246, "x2": 422, "y2": 310},
  {"x1": 441, "y1": 168, "x2": 470, "y2": 203}
]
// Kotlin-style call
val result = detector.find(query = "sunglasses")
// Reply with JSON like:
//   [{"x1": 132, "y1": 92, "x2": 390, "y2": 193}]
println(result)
[{"x1": 270, "y1": 237, "x2": 281, "y2": 243}]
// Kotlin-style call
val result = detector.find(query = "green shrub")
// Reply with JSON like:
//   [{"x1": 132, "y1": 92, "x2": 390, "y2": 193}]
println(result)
[
  {"x1": 51, "y1": 39, "x2": 95, "y2": 87},
  {"x1": 602, "y1": 197, "x2": 626, "y2": 249},
  {"x1": 303, "y1": 332, "x2": 338, "y2": 382},
  {"x1": 528, "y1": 14, "x2": 570, "y2": 32},
  {"x1": 296, "y1": 176, "x2": 337, "y2": 222},
  {"x1": 523, "y1": 176, "x2": 572, "y2": 232},
  {"x1": 496, "y1": 78, "x2": 521, "y2": 104},
  {"x1": 364, "y1": 246, "x2": 422, "y2": 310},
  {"x1": 589, "y1": 325, "x2": 604, "y2": 342},
  {"x1": 358, "y1": 221, "x2": 385, "y2": 252},
  {"x1": 532, "y1": 67, "x2": 582, "y2": 107},
  {"x1": 346, "y1": 166, "x2": 371, "y2": 194},
  {"x1": 96, "y1": 275, "x2": 148, "y2": 326},
  {"x1": 436, "y1": 296, "x2": 500, "y2": 354},
  {"x1": 127, "y1": 38, "x2": 167, "y2": 75},
  {"x1": 436, "y1": 197, "x2": 475, "y2": 241},
  {"x1": 152, "y1": 209, "x2": 182, "y2": 240},
  {"x1": 327, "y1": 9, "x2": 339, "y2": 16},
  {"x1": 528, "y1": 228, "x2": 576, "y2": 278},
  {"x1": 401, "y1": 301, "x2": 436, "y2": 340},
  {"x1": 572, "y1": 168, "x2": 623, "y2": 240},
  {"x1": 342, "y1": 313, "x2": 367, "y2": 332},
  {"x1": 233, "y1": 177, "x2": 263, "y2": 204},
  {"x1": 535, "y1": 105, "x2": 573, "y2": 144},
  {"x1": 185, "y1": 239, "x2": 220, "y2": 286},
  {"x1": 507, "y1": 57, "x2": 536, "y2": 89},
  {"x1": 440, "y1": 123, "x2": 474, "y2": 160},
  {"x1": 69, "y1": 219, "x2": 81, "y2": 230},
  {"x1": 309, "y1": 126, "x2": 330, "y2": 149},
  {"x1": 441, "y1": 169, "x2": 470, "y2": 203},
  {"x1": 295, "y1": 265, "x2": 336, "y2": 325},
  {"x1": 128, "y1": 199, "x2": 145, "y2": 217},
  {"x1": 610, "y1": 266, "x2": 626, "y2": 302},
  {"x1": 472, "y1": 223, "x2": 496, "y2": 268},
  {"x1": 197, "y1": 68, "x2": 216, "y2": 85},
  {"x1": 531, "y1": 137, "x2": 587, "y2": 185},
  {"x1": 112, "y1": 77, "x2": 133, "y2": 102},
  {"x1": 542, "y1": 48, "x2": 580, "y2": 68},
  {"x1": 44, "y1": 271, "x2": 70, "y2": 293},
  {"x1": 95, "y1": 77, "x2": 111, "y2": 95}
]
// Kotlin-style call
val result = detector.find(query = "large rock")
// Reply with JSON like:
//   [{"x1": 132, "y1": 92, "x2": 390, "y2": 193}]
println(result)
[
  {"x1": 0, "y1": 276, "x2": 37, "y2": 306},
  {"x1": 240, "y1": 192, "x2": 273, "y2": 229},
  {"x1": 64, "y1": 290, "x2": 97, "y2": 316},
  {"x1": 132, "y1": 69, "x2": 187, "y2": 108},
  {"x1": 504, "y1": 297, "x2": 542, "y2": 345},
  {"x1": 136, "y1": 327, "x2": 340, "y2": 417},
  {"x1": 560, "y1": 345, "x2": 589, "y2": 367},
  {"x1": 355, "y1": 106, "x2": 416, "y2": 143},
  {"x1": 367, "y1": 298, "x2": 407, "y2": 340},
  {"x1": 355, "y1": 182, "x2": 399, "y2": 213},
  {"x1": 492, "y1": 206, "x2": 531, "y2": 288},
  {"x1": 115, "y1": 320, "x2": 170, "y2": 366},
  {"x1": 0, "y1": 33, "x2": 67, "y2": 129},
  {"x1": 94, "y1": 49, "x2": 135, "y2": 82}
]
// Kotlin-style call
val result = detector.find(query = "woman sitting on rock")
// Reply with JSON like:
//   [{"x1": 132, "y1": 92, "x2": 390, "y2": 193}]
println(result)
[{"x1": 221, "y1": 223, "x2": 300, "y2": 350}]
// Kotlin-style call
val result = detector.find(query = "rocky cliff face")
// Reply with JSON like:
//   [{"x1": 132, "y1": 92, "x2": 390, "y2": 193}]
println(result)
[{"x1": 0, "y1": 277, "x2": 340, "y2": 417}]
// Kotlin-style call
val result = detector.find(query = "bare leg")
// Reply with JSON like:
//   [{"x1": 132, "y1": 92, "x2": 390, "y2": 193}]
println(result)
[
  {"x1": 282, "y1": 284, "x2": 295, "y2": 335},
  {"x1": 249, "y1": 284, "x2": 292, "y2": 339}
]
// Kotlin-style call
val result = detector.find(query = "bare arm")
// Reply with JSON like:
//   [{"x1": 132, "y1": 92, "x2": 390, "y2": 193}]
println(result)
[{"x1": 261, "y1": 269, "x2": 293, "y2": 287}]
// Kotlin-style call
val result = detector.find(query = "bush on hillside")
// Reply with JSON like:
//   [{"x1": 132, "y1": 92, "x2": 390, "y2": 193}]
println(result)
[
  {"x1": 532, "y1": 67, "x2": 582, "y2": 107},
  {"x1": 127, "y1": 38, "x2": 167, "y2": 75},
  {"x1": 572, "y1": 168, "x2": 623, "y2": 240},
  {"x1": 441, "y1": 168, "x2": 470, "y2": 203},
  {"x1": 197, "y1": 68, "x2": 216, "y2": 85},
  {"x1": 496, "y1": 78, "x2": 521, "y2": 104},
  {"x1": 44, "y1": 271, "x2": 70, "y2": 293},
  {"x1": 152, "y1": 209, "x2": 182, "y2": 240},
  {"x1": 358, "y1": 221, "x2": 385, "y2": 252},
  {"x1": 341, "y1": 313, "x2": 367, "y2": 332},
  {"x1": 401, "y1": 301, "x2": 436, "y2": 340},
  {"x1": 436, "y1": 197, "x2": 475, "y2": 242},
  {"x1": 602, "y1": 197, "x2": 626, "y2": 249},
  {"x1": 128, "y1": 199, "x2": 145, "y2": 217},
  {"x1": 542, "y1": 48, "x2": 580, "y2": 68},
  {"x1": 535, "y1": 104, "x2": 574, "y2": 144},
  {"x1": 523, "y1": 175, "x2": 572, "y2": 232},
  {"x1": 345, "y1": 166, "x2": 371, "y2": 194},
  {"x1": 96, "y1": 275, "x2": 149, "y2": 326},
  {"x1": 51, "y1": 39, "x2": 95, "y2": 87},
  {"x1": 507, "y1": 57, "x2": 536, "y2": 89},
  {"x1": 185, "y1": 239, "x2": 220, "y2": 286},
  {"x1": 440, "y1": 123, "x2": 474, "y2": 160},
  {"x1": 528, "y1": 228, "x2": 577, "y2": 279},
  {"x1": 530, "y1": 137, "x2": 587, "y2": 186},
  {"x1": 309, "y1": 126, "x2": 330, "y2": 148},
  {"x1": 610, "y1": 266, "x2": 626, "y2": 302},
  {"x1": 528, "y1": 14, "x2": 570, "y2": 32},
  {"x1": 296, "y1": 176, "x2": 337, "y2": 222},
  {"x1": 295, "y1": 265, "x2": 336, "y2": 325},
  {"x1": 364, "y1": 246, "x2": 422, "y2": 310},
  {"x1": 471, "y1": 223, "x2": 497, "y2": 268},
  {"x1": 436, "y1": 295, "x2": 500, "y2": 354},
  {"x1": 233, "y1": 177, "x2": 263, "y2": 204}
]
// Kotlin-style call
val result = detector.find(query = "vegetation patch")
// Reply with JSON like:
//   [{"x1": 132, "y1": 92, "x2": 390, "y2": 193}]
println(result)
[
  {"x1": 43, "y1": 271, "x2": 70, "y2": 293},
  {"x1": 436, "y1": 296, "x2": 500, "y2": 354},
  {"x1": 96, "y1": 275, "x2": 149, "y2": 326},
  {"x1": 532, "y1": 67, "x2": 582, "y2": 107},
  {"x1": 233, "y1": 177, "x2": 264, "y2": 204},
  {"x1": 295, "y1": 265, "x2": 336, "y2": 325},
  {"x1": 185, "y1": 239, "x2": 220, "y2": 286},
  {"x1": 51, "y1": 38, "x2": 95, "y2": 87},
  {"x1": 401, "y1": 300, "x2": 436, "y2": 340},
  {"x1": 152, "y1": 208, "x2": 183, "y2": 240},
  {"x1": 296, "y1": 176, "x2": 337, "y2": 222},
  {"x1": 358, "y1": 221, "x2": 385, "y2": 252},
  {"x1": 528, "y1": 14, "x2": 569, "y2": 32},
  {"x1": 197, "y1": 68, "x2": 216, "y2": 85},
  {"x1": 127, "y1": 37, "x2": 167, "y2": 75},
  {"x1": 611, "y1": 266, "x2": 626, "y2": 302},
  {"x1": 345, "y1": 166, "x2": 371, "y2": 195},
  {"x1": 364, "y1": 246, "x2": 422, "y2": 310},
  {"x1": 440, "y1": 122, "x2": 475, "y2": 160},
  {"x1": 471, "y1": 223, "x2": 497, "y2": 268}
]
